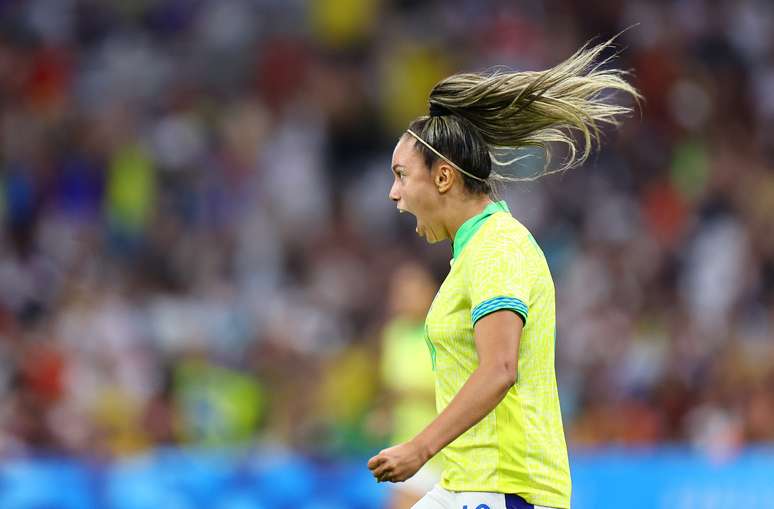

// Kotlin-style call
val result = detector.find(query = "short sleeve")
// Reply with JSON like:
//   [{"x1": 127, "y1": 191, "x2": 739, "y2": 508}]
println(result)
[{"x1": 467, "y1": 227, "x2": 532, "y2": 326}]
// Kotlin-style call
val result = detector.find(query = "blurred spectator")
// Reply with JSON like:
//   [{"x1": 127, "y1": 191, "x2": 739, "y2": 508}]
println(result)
[
  {"x1": 375, "y1": 262, "x2": 441, "y2": 509},
  {"x1": 0, "y1": 0, "x2": 772, "y2": 465}
]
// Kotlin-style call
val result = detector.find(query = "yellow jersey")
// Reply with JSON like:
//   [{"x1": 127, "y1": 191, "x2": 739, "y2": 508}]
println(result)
[{"x1": 424, "y1": 200, "x2": 571, "y2": 508}]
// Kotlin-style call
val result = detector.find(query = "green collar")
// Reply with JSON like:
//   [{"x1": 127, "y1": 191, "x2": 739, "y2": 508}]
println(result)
[{"x1": 451, "y1": 200, "x2": 510, "y2": 259}]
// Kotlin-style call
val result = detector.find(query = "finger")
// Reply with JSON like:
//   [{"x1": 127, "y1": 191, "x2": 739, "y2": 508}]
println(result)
[
  {"x1": 373, "y1": 464, "x2": 390, "y2": 478},
  {"x1": 367, "y1": 455, "x2": 386, "y2": 470},
  {"x1": 372, "y1": 463, "x2": 392, "y2": 479}
]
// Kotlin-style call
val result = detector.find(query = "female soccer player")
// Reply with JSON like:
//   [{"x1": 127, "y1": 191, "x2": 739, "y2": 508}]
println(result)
[{"x1": 367, "y1": 38, "x2": 639, "y2": 509}]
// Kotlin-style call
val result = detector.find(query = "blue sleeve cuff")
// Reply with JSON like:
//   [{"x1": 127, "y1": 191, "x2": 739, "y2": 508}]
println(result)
[{"x1": 472, "y1": 296, "x2": 528, "y2": 326}]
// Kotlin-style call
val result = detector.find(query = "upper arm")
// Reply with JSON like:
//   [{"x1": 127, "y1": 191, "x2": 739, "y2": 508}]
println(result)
[{"x1": 473, "y1": 310, "x2": 523, "y2": 385}]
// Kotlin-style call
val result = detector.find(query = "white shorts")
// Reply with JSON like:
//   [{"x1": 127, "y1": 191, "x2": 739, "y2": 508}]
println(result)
[{"x1": 410, "y1": 484, "x2": 558, "y2": 509}]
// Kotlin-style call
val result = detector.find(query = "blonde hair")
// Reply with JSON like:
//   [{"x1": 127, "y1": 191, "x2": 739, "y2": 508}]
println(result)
[{"x1": 407, "y1": 35, "x2": 642, "y2": 189}]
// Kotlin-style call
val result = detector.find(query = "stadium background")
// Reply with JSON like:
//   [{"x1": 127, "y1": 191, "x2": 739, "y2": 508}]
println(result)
[{"x1": 1, "y1": 0, "x2": 773, "y2": 507}]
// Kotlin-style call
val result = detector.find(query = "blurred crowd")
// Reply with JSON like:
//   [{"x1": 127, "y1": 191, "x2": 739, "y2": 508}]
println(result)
[{"x1": 1, "y1": 0, "x2": 773, "y2": 463}]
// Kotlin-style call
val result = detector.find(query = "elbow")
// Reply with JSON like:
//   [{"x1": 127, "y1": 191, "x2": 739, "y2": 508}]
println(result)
[
  {"x1": 491, "y1": 362, "x2": 517, "y2": 392},
  {"x1": 502, "y1": 367, "x2": 517, "y2": 390}
]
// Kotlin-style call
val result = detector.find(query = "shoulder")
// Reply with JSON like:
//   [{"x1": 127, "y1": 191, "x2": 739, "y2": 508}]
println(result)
[{"x1": 469, "y1": 213, "x2": 532, "y2": 254}]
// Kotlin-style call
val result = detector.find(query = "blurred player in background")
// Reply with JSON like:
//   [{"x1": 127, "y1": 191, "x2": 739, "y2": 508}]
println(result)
[
  {"x1": 379, "y1": 262, "x2": 443, "y2": 509},
  {"x1": 368, "y1": 38, "x2": 640, "y2": 509}
]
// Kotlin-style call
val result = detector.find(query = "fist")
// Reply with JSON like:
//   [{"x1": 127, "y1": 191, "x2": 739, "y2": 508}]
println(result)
[{"x1": 367, "y1": 440, "x2": 429, "y2": 483}]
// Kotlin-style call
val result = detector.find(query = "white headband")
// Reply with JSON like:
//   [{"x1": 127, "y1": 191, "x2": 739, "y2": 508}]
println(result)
[{"x1": 405, "y1": 129, "x2": 486, "y2": 182}]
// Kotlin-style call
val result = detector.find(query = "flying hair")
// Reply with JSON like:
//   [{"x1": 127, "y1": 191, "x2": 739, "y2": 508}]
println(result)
[{"x1": 417, "y1": 33, "x2": 642, "y2": 184}]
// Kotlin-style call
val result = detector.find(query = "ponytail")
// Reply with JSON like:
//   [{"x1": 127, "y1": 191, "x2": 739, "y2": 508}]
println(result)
[{"x1": 408, "y1": 35, "x2": 641, "y2": 188}]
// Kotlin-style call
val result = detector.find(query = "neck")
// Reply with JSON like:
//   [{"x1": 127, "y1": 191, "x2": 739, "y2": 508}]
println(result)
[{"x1": 446, "y1": 195, "x2": 493, "y2": 242}]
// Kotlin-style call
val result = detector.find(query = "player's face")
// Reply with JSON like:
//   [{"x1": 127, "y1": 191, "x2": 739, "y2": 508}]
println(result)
[{"x1": 389, "y1": 135, "x2": 448, "y2": 244}]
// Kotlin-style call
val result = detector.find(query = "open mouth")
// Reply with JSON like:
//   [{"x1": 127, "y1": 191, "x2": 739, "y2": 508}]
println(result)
[{"x1": 397, "y1": 208, "x2": 422, "y2": 235}]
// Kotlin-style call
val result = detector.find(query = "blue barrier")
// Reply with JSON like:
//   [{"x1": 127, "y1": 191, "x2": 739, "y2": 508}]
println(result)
[
  {"x1": 0, "y1": 447, "x2": 772, "y2": 508},
  {"x1": 571, "y1": 447, "x2": 774, "y2": 509}
]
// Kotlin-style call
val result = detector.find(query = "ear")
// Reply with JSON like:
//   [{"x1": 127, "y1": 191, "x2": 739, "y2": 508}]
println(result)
[{"x1": 434, "y1": 163, "x2": 456, "y2": 194}]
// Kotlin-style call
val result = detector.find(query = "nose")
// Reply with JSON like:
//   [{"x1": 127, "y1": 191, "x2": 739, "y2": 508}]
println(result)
[{"x1": 389, "y1": 180, "x2": 400, "y2": 202}]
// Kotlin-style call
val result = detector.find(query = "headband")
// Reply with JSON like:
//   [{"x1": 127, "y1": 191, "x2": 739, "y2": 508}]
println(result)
[{"x1": 405, "y1": 129, "x2": 486, "y2": 182}]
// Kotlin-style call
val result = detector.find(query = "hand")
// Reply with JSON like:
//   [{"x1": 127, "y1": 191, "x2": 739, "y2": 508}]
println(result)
[{"x1": 367, "y1": 440, "x2": 429, "y2": 483}]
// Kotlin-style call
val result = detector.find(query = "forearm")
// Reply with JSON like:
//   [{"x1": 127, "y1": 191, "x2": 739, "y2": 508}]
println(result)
[{"x1": 410, "y1": 365, "x2": 514, "y2": 461}]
